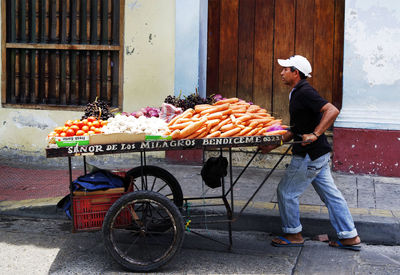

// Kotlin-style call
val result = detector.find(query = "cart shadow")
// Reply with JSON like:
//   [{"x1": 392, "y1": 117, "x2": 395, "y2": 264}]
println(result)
[
  {"x1": 164, "y1": 230, "x2": 302, "y2": 273},
  {"x1": 0, "y1": 215, "x2": 300, "y2": 274},
  {"x1": 46, "y1": 229, "x2": 302, "y2": 274}
]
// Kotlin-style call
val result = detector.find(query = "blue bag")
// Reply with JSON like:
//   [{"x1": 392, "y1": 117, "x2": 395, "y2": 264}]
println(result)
[
  {"x1": 73, "y1": 170, "x2": 125, "y2": 191},
  {"x1": 57, "y1": 170, "x2": 126, "y2": 219}
]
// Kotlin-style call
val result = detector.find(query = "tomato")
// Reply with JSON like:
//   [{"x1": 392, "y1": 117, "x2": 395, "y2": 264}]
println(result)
[
  {"x1": 82, "y1": 119, "x2": 88, "y2": 125},
  {"x1": 90, "y1": 126, "x2": 97, "y2": 132},
  {"x1": 101, "y1": 120, "x2": 108, "y2": 127},
  {"x1": 75, "y1": 120, "x2": 84, "y2": 129},
  {"x1": 87, "y1": 116, "x2": 96, "y2": 123},
  {"x1": 81, "y1": 125, "x2": 89, "y2": 132},
  {"x1": 92, "y1": 121, "x2": 100, "y2": 128},
  {"x1": 66, "y1": 129, "x2": 75, "y2": 136},
  {"x1": 75, "y1": 130, "x2": 85, "y2": 136},
  {"x1": 54, "y1": 127, "x2": 64, "y2": 134},
  {"x1": 87, "y1": 122, "x2": 93, "y2": 128},
  {"x1": 65, "y1": 120, "x2": 73, "y2": 127},
  {"x1": 60, "y1": 132, "x2": 67, "y2": 137},
  {"x1": 70, "y1": 125, "x2": 80, "y2": 133},
  {"x1": 94, "y1": 128, "x2": 102, "y2": 134},
  {"x1": 87, "y1": 130, "x2": 95, "y2": 135},
  {"x1": 48, "y1": 131, "x2": 57, "y2": 137}
]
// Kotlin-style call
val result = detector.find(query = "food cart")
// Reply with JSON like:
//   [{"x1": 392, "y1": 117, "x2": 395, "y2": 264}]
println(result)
[{"x1": 46, "y1": 134, "x2": 290, "y2": 272}]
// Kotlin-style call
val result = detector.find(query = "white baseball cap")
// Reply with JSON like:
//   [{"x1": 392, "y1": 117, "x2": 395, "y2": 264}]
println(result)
[{"x1": 277, "y1": 55, "x2": 312, "y2": 78}]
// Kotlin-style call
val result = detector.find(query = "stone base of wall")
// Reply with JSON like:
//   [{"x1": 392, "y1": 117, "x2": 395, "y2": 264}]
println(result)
[
  {"x1": 165, "y1": 145, "x2": 293, "y2": 170},
  {"x1": 165, "y1": 149, "x2": 204, "y2": 165},
  {"x1": 333, "y1": 127, "x2": 400, "y2": 177}
]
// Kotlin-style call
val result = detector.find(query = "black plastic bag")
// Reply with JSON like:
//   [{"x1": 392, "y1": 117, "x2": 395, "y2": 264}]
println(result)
[{"x1": 201, "y1": 156, "x2": 228, "y2": 188}]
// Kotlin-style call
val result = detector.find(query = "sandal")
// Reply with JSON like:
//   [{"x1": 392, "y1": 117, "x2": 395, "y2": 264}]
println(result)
[
  {"x1": 271, "y1": 236, "x2": 304, "y2": 247},
  {"x1": 329, "y1": 240, "x2": 361, "y2": 251}
]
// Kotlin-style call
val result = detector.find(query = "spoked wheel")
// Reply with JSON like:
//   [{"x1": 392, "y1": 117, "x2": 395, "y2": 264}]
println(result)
[
  {"x1": 126, "y1": 165, "x2": 183, "y2": 207},
  {"x1": 102, "y1": 191, "x2": 185, "y2": 272}
]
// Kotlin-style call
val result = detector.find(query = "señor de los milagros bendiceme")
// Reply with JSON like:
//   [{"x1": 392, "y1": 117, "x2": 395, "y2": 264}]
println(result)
[{"x1": 64, "y1": 135, "x2": 282, "y2": 156}]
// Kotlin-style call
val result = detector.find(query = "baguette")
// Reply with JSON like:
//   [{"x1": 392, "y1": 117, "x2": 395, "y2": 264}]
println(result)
[
  {"x1": 238, "y1": 126, "x2": 252, "y2": 136},
  {"x1": 220, "y1": 123, "x2": 235, "y2": 132},
  {"x1": 179, "y1": 117, "x2": 207, "y2": 138},
  {"x1": 220, "y1": 128, "x2": 241, "y2": 137},
  {"x1": 194, "y1": 104, "x2": 212, "y2": 113},
  {"x1": 171, "y1": 129, "x2": 181, "y2": 139},
  {"x1": 200, "y1": 103, "x2": 230, "y2": 116},
  {"x1": 265, "y1": 130, "x2": 287, "y2": 136},
  {"x1": 205, "y1": 131, "x2": 221, "y2": 138},
  {"x1": 213, "y1": 97, "x2": 239, "y2": 105}
]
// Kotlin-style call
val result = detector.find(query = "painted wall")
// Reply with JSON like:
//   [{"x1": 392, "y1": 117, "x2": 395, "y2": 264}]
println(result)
[
  {"x1": 333, "y1": 0, "x2": 400, "y2": 177},
  {"x1": 124, "y1": 0, "x2": 175, "y2": 111},
  {"x1": 0, "y1": 0, "x2": 176, "y2": 160},
  {"x1": 174, "y1": 0, "x2": 208, "y2": 98},
  {"x1": 335, "y1": 0, "x2": 400, "y2": 130},
  {"x1": 175, "y1": 0, "x2": 200, "y2": 96}
]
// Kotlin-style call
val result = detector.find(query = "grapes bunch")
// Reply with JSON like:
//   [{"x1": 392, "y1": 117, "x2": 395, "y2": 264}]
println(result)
[
  {"x1": 164, "y1": 92, "x2": 215, "y2": 111},
  {"x1": 82, "y1": 99, "x2": 115, "y2": 120},
  {"x1": 164, "y1": 95, "x2": 179, "y2": 106}
]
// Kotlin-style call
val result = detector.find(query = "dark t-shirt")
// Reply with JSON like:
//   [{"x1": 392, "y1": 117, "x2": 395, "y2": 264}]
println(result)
[{"x1": 289, "y1": 79, "x2": 331, "y2": 160}]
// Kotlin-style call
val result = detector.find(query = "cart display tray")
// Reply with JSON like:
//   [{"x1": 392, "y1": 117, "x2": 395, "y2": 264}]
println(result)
[
  {"x1": 46, "y1": 135, "x2": 282, "y2": 158},
  {"x1": 89, "y1": 133, "x2": 146, "y2": 145}
]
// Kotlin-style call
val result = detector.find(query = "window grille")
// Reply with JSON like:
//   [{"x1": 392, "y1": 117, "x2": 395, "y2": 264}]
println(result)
[{"x1": 2, "y1": 0, "x2": 125, "y2": 109}]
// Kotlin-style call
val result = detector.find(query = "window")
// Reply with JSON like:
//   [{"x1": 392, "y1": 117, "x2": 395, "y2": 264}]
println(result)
[{"x1": 2, "y1": 0, "x2": 124, "y2": 109}]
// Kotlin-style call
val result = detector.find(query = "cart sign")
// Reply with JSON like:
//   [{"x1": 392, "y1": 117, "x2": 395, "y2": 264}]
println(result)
[{"x1": 46, "y1": 135, "x2": 282, "y2": 158}]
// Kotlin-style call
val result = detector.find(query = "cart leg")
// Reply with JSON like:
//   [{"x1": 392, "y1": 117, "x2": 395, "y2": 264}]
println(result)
[
  {"x1": 68, "y1": 156, "x2": 75, "y2": 232},
  {"x1": 83, "y1": 156, "x2": 87, "y2": 175},
  {"x1": 220, "y1": 148, "x2": 233, "y2": 250},
  {"x1": 228, "y1": 148, "x2": 233, "y2": 250}
]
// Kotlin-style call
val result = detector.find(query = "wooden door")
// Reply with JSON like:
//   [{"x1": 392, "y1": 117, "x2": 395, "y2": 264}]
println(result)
[{"x1": 207, "y1": 0, "x2": 344, "y2": 124}]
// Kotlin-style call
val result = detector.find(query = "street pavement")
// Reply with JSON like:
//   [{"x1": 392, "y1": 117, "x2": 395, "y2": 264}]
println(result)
[
  {"x1": 1, "y1": 154, "x2": 400, "y2": 247},
  {"x1": 1, "y1": 215, "x2": 400, "y2": 274}
]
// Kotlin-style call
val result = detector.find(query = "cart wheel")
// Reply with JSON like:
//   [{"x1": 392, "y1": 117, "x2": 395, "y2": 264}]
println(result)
[
  {"x1": 126, "y1": 165, "x2": 183, "y2": 207},
  {"x1": 102, "y1": 191, "x2": 185, "y2": 272}
]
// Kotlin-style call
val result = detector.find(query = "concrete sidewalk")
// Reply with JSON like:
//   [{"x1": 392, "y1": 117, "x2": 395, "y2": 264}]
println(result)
[{"x1": 1, "y1": 158, "x2": 400, "y2": 245}]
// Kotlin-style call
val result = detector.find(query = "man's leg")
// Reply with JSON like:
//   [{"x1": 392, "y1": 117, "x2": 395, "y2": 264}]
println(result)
[
  {"x1": 273, "y1": 155, "x2": 313, "y2": 244},
  {"x1": 310, "y1": 153, "x2": 360, "y2": 246}
]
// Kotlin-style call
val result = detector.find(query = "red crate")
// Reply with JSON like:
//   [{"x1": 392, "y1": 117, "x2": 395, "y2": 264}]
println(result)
[
  {"x1": 110, "y1": 170, "x2": 127, "y2": 178},
  {"x1": 72, "y1": 192, "x2": 132, "y2": 231}
]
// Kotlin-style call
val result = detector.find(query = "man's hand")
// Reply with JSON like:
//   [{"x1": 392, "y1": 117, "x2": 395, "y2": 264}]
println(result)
[
  {"x1": 258, "y1": 144, "x2": 278, "y2": 154},
  {"x1": 301, "y1": 133, "x2": 318, "y2": 146},
  {"x1": 259, "y1": 130, "x2": 293, "y2": 153}
]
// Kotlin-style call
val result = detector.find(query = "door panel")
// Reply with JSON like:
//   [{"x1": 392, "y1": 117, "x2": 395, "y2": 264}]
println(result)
[
  {"x1": 237, "y1": 0, "x2": 255, "y2": 103},
  {"x1": 273, "y1": 0, "x2": 295, "y2": 123},
  {"x1": 207, "y1": 0, "x2": 344, "y2": 125},
  {"x1": 218, "y1": 0, "x2": 239, "y2": 99},
  {"x1": 253, "y1": 0, "x2": 274, "y2": 112}
]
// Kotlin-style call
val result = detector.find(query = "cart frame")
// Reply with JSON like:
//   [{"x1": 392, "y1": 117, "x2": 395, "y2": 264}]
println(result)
[{"x1": 46, "y1": 135, "x2": 291, "y2": 271}]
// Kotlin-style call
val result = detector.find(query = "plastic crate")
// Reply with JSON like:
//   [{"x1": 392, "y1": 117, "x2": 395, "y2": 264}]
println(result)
[
  {"x1": 110, "y1": 170, "x2": 127, "y2": 178},
  {"x1": 72, "y1": 191, "x2": 132, "y2": 232}
]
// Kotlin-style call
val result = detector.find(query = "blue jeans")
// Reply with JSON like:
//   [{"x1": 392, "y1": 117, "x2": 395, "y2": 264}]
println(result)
[{"x1": 277, "y1": 153, "x2": 358, "y2": 239}]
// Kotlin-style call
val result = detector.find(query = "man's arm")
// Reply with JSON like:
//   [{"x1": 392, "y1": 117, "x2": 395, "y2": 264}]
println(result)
[
  {"x1": 302, "y1": 102, "x2": 339, "y2": 145},
  {"x1": 259, "y1": 130, "x2": 294, "y2": 154}
]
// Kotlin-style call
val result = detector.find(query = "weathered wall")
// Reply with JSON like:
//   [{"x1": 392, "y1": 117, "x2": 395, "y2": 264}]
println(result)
[
  {"x1": 0, "y1": 0, "x2": 175, "y2": 163},
  {"x1": 123, "y1": 0, "x2": 175, "y2": 111},
  {"x1": 335, "y1": 0, "x2": 400, "y2": 130},
  {"x1": 333, "y1": 0, "x2": 400, "y2": 176}
]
